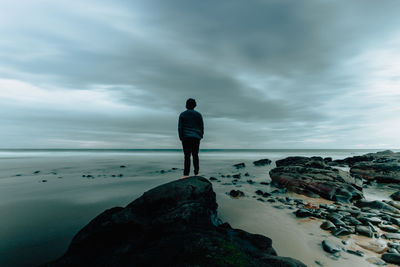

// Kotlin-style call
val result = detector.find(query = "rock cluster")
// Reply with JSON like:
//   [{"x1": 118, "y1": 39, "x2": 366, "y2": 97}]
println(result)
[
  {"x1": 42, "y1": 176, "x2": 305, "y2": 267},
  {"x1": 269, "y1": 156, "x2": 363, "y2": 203}
]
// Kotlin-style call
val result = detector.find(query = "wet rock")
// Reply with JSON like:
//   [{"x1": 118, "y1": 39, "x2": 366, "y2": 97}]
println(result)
[
  {"x1": 246, "y1": 180, "x2": 254, "y2": 184},
  {"x1": 244, "y1": 172, "x2": 250, "y2": 177},
  {"x1": 262, "y1": 192, "x2": 271, "y2": 198},
  {"x1": 253, "y1": 159, "x2": 272, "y2": 166},
  {"x1": 267, "y1": 198, "x2": 276, "y2": 203},
  {"x1": 383, "y1": 233, "x2": 400, "y2": 240},
  {"x1": 229, "y1": 190, "x2": 245, "y2": 198},
  {"x1": 120, "y1": 165, "x2": 126, "y2": 168},
  {"x1": 255, "y1": 190, "x2": 263, "y2": 195},
  {"x1": 260, "y1": 181, "x2": 270, "y2": 185},
  {"x1": 379, "y1": 225, "x2": 399, "y2": 233},
  {"x1": 346, "y1": 249, "x2": 364, "y2": 257},
  {"x1": 382, "y1": 253, "x2": 400, "y2": 265},
  {"x1": 355, "y1": 225, "x2": 373, "y2": 237},
  {"x1": 160, "y1": 170, "x2": 166, "y2": 174},
  {"x1": 391, "y1": 191, "x2": 400, "y2": 201},
  {"x1": 41, "y1": 176, "x2": 306, "y2": 267},
  {"x1": 388, "y1": 248, "x2": 399, "y2": 254},
  {"x1": 331, "y1": 227, "x2": 353, "y2": 236},
  {"x1": 270, "y1": 156, "x2": 363, "y2": 202},
  {"x1": 271, "y1": 188, "x2": 287, "y2": 194},
  {"x1": 33, "y1": 170, "x2": 40, "y2": 174},
  {"x1": 209, "y1": 177, "x2": 218, "y2": 181},
  {"x1": 329, "y1": 217, "x2": 347, "y2": 228},
  {"x1": 366, "y1": 257, "x2": 387, "y2": 266},
  {"x1": 295, "y1": 208, "x2": 315, "y2": 218},
  {"x1": 357, "y1": 239, "x2": 387, "y2": 253},
  {"x1": 257, "y1": 198, "x2": 265, "y2": 202},
  {"x1": 232, "y1": 174, "x2": 241, "y2": 179},
  {"x1": 233, "y1": 162, "x2": 245, "y2": 169},
  {"x1": 171, "y1": 167, "x2": 178, "y2": 170},
  {"x1": 355, "y1": 200, "x2": 400, "y2": 214},
  {"x1": 320, "y1": 221, "x2": 336, "y2": 230},
  {"x1": 321, "y1": 240, "x2": 342, "y2": 253},
  {"x1": 42, "y1": 180, "x2": 47, "y2": 183},
  {"x1": 345, "y1": 217, "x2": 362, "y2": 226}
]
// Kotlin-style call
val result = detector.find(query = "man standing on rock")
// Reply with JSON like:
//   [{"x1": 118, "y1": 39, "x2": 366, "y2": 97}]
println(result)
[{"x1": 178, "y1": 98, "x2": 204, "y2": 178}]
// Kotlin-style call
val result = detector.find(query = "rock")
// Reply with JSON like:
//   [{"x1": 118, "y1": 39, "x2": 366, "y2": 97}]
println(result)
[
  {"x1": 355, "y1": 225, "x2": 373, "y2": 237},
  {"x1": 391, "y1": 191, "x2": 400, "y2": 201},
  {"x1": 229, "y1": 190, "x2": 245, "y2": 198},
  {"x1": 382, "y1": 253, "x2": 400, "y2": 265},
  {"x1": 331, "y1": 227, "x2": 353, "y2": 236},
  {"x1": 246, "y1": 180, "x2": 254, "y2": 184},
  {"x1": 357, "y1": 239, "x2": 387, "y2": 253},
  {"x1": 383, "y1": 233, "x2": 400, "y2": 240},
  {"x1": 120, "y1": 165, "x2": 126, "y2": 168},
  {"x1": 346, "y1": 249, "x2": 364, "y2": 257},
  {"x1": 209, "y1": 177, "x2": 218, "y2": 181},
  {"x1": 322, "y1": 240, "x2": 342, "y2": 253},
  {"x1": 269, "y1": 156, "x2": 363, "y2": 202},
  {"x1": 355, "y1": 200, "x2": 400, "y2": 214},
  {"x1": 388, "y1": 248, "x2": 399, "y2": 254},
  {"x1": 160, "y1": 170, "x2": 166, "y2": 174},
  {"x1": 255, "y1": 190, "x2": 263, "y2": 195},
  {"x1": 41, "y1": 176, "x2": 306, "y2": 267},
  {"x1": 295, "y1": 208, "x2": 315, "y2": 218},
  {"x1": 329, "y1": 217, "x2": 347, "y2": 228},
  {"x1": 233, "y1": 162, "x2": 245, "y2": 169},
  {"x1": 262, "y1": 192, "x2": 271, "y2": 198},
  {"x1": 379, "y1": 225, "x2": 399, "y2": 233},
  {"x1": 345, "y1": 217, "x2": 362, "y2": 226},
  {"x1": 172, "y1": 167, "x2": 178, "y2": 170},
  {"x1": 260, "y1": 182, "x2": 270, "y2": 185},
  {"x1": 33, "y1": 170, "x2": 40, "y2": 174},
  {"x1": 257, "y1": 198, "x2": 265, "y2": 202},
  {"x1": 232, "y1": 174, "x2": 241, "y2": 179},
  {"x1": 42, "y1": 179, "x2": 47, "y2": 183},
  {"x1": 253, "y1": 159, "x2": 272, "y2": 166},
  {"x1": 366, "y1": 257, "x2": 388, "y2": 266},
  {"x1": 244, "y1": 172, "x2": 250, "y2": 177}
]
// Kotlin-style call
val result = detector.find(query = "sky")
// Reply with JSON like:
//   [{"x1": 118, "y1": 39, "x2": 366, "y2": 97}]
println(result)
[{"x1": 0, "y1": 0, "x2": 400, "y2": 149}]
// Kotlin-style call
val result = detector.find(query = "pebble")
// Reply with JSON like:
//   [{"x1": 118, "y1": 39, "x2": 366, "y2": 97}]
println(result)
[{"x1": 322, "y1": 240, "x2": 342, "y2": 254}]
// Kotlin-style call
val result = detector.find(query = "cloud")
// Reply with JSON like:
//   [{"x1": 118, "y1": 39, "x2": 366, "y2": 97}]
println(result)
[{"x1": 0, "y1": 0, "x2": 400, "y2": 148}]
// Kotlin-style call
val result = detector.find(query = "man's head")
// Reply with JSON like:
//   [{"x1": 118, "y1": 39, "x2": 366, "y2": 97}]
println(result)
[{"x1": 186, "y1": 98, "x2": 196, "y2": 110}]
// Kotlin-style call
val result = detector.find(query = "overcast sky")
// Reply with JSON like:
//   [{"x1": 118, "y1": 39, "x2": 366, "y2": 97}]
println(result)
[{"x1": 1, "y1": 0, "x2": 399, "y2": 149}]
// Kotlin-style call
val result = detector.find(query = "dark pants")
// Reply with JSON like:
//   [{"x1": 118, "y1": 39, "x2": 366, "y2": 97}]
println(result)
[{"x1": 182, "y1": 137, "x2": 200, "y2": 176}]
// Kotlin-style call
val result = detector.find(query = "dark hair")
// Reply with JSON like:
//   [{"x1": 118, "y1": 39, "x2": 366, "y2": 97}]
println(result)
[{"x1": 186, "y1": 98, "x2": 196, "y2": 109}]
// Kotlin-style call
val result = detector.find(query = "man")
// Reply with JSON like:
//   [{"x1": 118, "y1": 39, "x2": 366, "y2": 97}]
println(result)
[{"x1": 178, "y1": 98, "x2": 204, "y2": 178}]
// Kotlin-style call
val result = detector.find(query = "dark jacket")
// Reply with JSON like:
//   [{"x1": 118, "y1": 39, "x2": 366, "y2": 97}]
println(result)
[{"x1": 178, "y1": 109, "x2": 204, "y2": 140}]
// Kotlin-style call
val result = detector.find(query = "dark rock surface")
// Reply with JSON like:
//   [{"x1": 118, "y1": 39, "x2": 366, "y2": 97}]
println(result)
[
  {"x1": 253, "y1": 159, "x2": 272, "y2": 166},
  {"x1": 336, "y1": 150, "x2": 400, "y2": 183},
  {"x1": 42, "y1": 177, "x2": 305, "y2": 267},
  {"x1": 391, "y1": 191, "x2": 400, "y2": 201},
  {"x1": 269, "y1": 156, "x2": 363, "y2": 203},
  {"x1": 382, "y1": 252, "x2": 400, "y2": 265},
  {"x1": 233, "y1": 162, "x2": 246, "y2": 169}
]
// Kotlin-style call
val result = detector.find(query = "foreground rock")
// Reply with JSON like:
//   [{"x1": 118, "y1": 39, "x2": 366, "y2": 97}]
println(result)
[
  {"x1": 42, "y1": 176, "x2": 305, "y2": 267},
  {"x1": 269, "y1": 156, "x2": 363, "y2": 203}
]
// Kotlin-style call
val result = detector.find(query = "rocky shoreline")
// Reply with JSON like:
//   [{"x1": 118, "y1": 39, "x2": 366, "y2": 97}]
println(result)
[{"x1": 218, "y1": 150, "x2": 400, "y2": 266}]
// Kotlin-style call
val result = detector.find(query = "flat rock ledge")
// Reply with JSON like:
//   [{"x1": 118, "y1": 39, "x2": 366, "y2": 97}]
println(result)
[{"x1": 41, "y1": 176, "x2": 305, "y2": 267}]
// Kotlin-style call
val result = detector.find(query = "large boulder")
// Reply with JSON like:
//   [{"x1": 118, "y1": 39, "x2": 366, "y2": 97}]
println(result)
[
  {"x1": 270, "y1": 156, "x2": 363, "y2": 203},
  {"x1": 42, "y1": 176, "x2": 305, "y2": 267}
]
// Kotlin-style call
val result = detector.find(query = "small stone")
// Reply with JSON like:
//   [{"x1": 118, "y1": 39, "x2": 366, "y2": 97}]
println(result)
[
  {"x1": 232, "y1": 174, "x2": 241, "y2": 179},
  {"x1": 379, "y1": 225, "x2": 399, "y2": 233},
  {"x1": 120, "y1": 165, "x2": 126, "y2": 168},
  {"x1": 346, "y1": 249, "x2": 364, "y2": 257},
  {"x1": 262, "y1": 192, "x2": 271, "y2": 198},
  {"x1": 209, "y1": 177, "x2": 218, "y2": 181},
  {"x1": 295, "y1": 208, "x2": 314, "y2": 218},
  {"x1": 320, "y1": 221, "x2": 336, "y2": 231},
  {"x1": 160, "y1": 170, "x2": 166, "y2": 174},
  {"x1": 233, "y1": 163, "x2": 245, "y2": 169},
  {"x1": 356, "y1": 225, "x2": 373, "y2": 238},
  {"x1": 247, "y1": 179, "x2": 254, "y2": 184},
  {"x1": 366, "y1": 257, "x2": 387, "y2": 266},
  {"x1": 390, "y1": 191, "x2": 400, "y2": 201},
  {"x1": 33, "y1": 170, "x2": 40, "y2": 174},
  {"x1": 383, "y1": 233, "x2": 400, "y2": 240},
  {"x1": 253, "y1": 158, "x2": 272, "y2": 166},
  {"x1": 322, "y1": 240, "x2": 342, "y2": 254},
  {"x1": 41, "y1": 179, "x2": 47, "y2": 182},
  {"x1": 257, "y1": 198, "x2": 265, "y2": 202},
  {"x1": 118, "y1": 174, "x2": 123, "y2": 177},
  {"x1": 255, "y1": 190, "x2": 263, "y2": 195},
  {"x1": 229, "y1": 190, "x2": 244, "y2": 198},
  {"x1": 244, "y1": 172, "x2": 250, "y2": 177},
  {"x1": 260, "y1": 181, "x2": 270, "y2": 185}
]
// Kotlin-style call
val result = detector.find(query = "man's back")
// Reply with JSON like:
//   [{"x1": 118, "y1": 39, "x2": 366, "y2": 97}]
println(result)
[{"x1": 178, "y1": 109, "x2": 204, "y2": 140}]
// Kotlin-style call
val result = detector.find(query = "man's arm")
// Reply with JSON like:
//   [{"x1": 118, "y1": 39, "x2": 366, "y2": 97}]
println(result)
[
  {"x1": 200, "y1": 114, "x2": 204, "y2": 138},
  {"x1": 178, "y1": 114, "x2": 183, "y2": 141}
]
